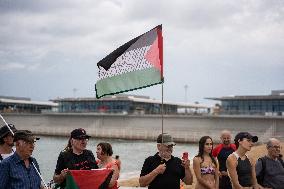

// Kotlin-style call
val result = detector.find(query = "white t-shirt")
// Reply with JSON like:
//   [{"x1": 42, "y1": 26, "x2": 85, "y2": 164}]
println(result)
[{"x1": 0, "y1": 148, "x2": 15, "y2": 162}]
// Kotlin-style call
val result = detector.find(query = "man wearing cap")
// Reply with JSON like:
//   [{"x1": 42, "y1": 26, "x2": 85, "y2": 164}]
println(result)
[
  {"x1": 226, "y1": 132, "x2": 261, "y2": 189},
  {"x1": 255, "y1": 138, "x2": 284, "y2": 189},
  {"x1": 53, "y1": 128, "x2": 98, "y2": 188},
  {"x1": 139, "y1": 133, "x2": 193, "y2": 189},
  {"x1": 0, "y1": 130, "x2": 43, "y2": 189},
  {"x1": 0, "y1": 124, "x2": 17, "y2": 162},
  {"x1": 212, "y1": 130, "x2": 236, "y2": 189}
]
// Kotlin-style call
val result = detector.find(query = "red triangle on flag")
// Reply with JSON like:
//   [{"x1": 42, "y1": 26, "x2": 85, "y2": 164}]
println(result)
[
  {"x1": 145, "y1": 37, "x2": 162, "y2": 72},
  {"x1": 69, "y1": 169, "x2": 113, "y2": 189}
]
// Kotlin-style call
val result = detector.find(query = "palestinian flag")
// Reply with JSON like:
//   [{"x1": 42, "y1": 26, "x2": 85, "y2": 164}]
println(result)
[
  {"x1": 95, "y1": 25, "x2": 163, "y2": 98},
  {"x1": 66, "y1": 169, "x2": 113, "y2": 189}
]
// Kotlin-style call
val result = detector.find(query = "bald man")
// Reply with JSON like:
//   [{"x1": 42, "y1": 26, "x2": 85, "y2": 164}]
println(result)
[
  {"x1": 256, "y1": 138, "x2": 284, "y2": 189},
  {"x1": 212, "y1": 130, "x2": 236, "y2": 189}
]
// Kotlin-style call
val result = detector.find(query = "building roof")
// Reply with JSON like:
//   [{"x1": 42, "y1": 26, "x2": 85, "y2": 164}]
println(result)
[
  {"x1": 52, "y1": 95, "x2": 212, "y2": 109},
  {"x1": 206, "y1": 95, "x2": 284, "y2": 101},
  {"x1": 0, "y1": 98, "x2": 58, "y2": 107}
]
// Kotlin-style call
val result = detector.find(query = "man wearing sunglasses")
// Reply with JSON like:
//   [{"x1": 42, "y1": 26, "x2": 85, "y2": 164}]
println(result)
[
  {"x1": 139, "y1": 133, "x2": 193, "y2": 189},
  {"x1": 256, "y1": 138, "x2": 284, "y2": 189}
]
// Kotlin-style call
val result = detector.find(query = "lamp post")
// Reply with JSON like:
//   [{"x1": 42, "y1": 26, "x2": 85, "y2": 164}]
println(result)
[
  {"x1": 73, "y1": 88, "x2": 78, "y2": 98},
  {"x1": 184, "y1": 85, "x2": 188, "y2": 114}
]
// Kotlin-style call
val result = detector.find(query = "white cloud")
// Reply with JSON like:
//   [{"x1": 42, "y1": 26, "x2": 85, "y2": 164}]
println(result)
[{"x1": 0, "y1": 0, "x2": 283, "y2": 103}]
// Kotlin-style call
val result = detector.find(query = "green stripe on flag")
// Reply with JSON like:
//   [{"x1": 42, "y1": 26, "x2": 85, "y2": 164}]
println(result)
[
  {"x1": 66, "y1": 174, "x2": 80, "y2": 189},
  {"x1": 96, "y1": 67, "x2": 162, "y2": 98}
]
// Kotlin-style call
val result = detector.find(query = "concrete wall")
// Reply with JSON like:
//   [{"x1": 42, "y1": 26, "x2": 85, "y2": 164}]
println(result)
[{"x1": 2, "y1": 113, "x2": 284, "y2": 143}]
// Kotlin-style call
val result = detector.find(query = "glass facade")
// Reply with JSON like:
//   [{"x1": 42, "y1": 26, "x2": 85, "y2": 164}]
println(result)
[
  {"x1": 56, "y1": 99, "x2": 178, "y2": 114},
  {"x1": 0, "y1": 102, "x2": 55, "y2": 113},
  {"x1": 221, "y1": 99, "x2": 284, "y2": 115}
]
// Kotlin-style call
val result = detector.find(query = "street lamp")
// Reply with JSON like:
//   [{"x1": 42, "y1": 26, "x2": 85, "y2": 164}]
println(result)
[{"x1": 184, "y1": 85, "x2": 188, "y2": 114}]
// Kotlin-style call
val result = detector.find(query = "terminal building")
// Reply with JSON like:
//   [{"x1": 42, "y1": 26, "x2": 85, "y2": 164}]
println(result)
[
  {"x1": 52, "y1": 94, "x2": 210, "y2": 115},
  {"x1": 0, "y1": 96, "x2": 58, "y2": 113},
  {"x1": 207, "y1": 90, "x2": 284, "y2": 116}
]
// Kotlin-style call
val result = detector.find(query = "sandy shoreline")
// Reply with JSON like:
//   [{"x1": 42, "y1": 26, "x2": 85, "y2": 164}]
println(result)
[{"x1": 118, "y1": 142, "x2": 284, "y2": 188}]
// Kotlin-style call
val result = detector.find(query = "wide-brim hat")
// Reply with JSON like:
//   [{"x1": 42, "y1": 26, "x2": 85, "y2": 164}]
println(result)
[
  {"x1": 13, "y1": 130, "x2": 40, "y2": 143},
  {"x1": 0, "y1": 124, "x2": 17, "y2": 138}
]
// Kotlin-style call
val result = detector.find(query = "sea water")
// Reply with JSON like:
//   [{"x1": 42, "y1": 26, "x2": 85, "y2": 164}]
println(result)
[{"x1": 33, "y1": 136, "x2": 198, "y2": 188}]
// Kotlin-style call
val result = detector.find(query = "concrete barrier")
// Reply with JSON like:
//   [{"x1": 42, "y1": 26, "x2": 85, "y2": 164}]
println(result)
[{"x1": 2, "y1": 113, "x2": 284, "y2": 143}]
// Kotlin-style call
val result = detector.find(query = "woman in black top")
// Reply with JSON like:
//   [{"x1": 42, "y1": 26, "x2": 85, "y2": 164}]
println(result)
[
  {"x1": 53, "y1": 128, "x2": 98, "y2": 188},
  {"x1": 226, "y1": 132, "x2": 261, "y2": 189}
]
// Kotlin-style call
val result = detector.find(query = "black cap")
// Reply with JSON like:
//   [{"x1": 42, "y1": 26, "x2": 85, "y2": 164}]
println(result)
[
  {"x1": 234, "y1": 132, "x2": 258, "y2": 143},
  {"x1": 0, "y1": 124, "x2": 17, "y2": 139},
  {"x1": 14, "y1": 130, "x2": 40, "y2": 143},
  {"x1": 71, "y1": 128, "x2": 90, "y2": 139}
]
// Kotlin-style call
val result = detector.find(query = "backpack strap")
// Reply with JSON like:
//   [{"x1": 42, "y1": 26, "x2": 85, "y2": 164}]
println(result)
[
  {"x1": 257, "y1": 156, "x2": 267, "y2": 185},
  {"x1": 278, "y1": 154, "x2": 284, "y2": 168}
]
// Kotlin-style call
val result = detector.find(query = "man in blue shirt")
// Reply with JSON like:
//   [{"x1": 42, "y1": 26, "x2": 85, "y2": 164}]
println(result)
[{"x1": 0, "y1": 130, "x2": 45, "y2": 189}]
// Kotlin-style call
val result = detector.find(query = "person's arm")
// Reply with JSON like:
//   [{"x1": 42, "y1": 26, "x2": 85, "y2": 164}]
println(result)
[
  {"x1": 182, "y1": 159, "x2": 193, "y2": 185},
  {"x1": 249, "y1": 157, "x2": 263, "y2": 189},
  {"x1": 193, "y1": 157, "x2": 214, "y2": 189},
  {"x1": 214, "y1": 158, "x2": 219, "y2": 189},
  {"x1": 53, "y1": 152, "x2": 68, "y2": 184},
  {"x1": 139, "y1": 163, "x2": 166, "y2": 187},
  {"x1": 226, "y1": 155, "x2": 243, "y2": 189},
  {"x1": 108, "y1": 162, "x2": 120, "y2": 188},
  {"x1": 0, "y1": 162, "x2": 9, "y2": 189},
  {"x1": 53, "y1": 169, "x2": 68, "y2": 184}
]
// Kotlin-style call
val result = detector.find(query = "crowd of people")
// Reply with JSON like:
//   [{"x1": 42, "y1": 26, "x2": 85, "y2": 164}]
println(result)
[{"x1": 0, "y1": 123, "x2": 283, "y2": 189}]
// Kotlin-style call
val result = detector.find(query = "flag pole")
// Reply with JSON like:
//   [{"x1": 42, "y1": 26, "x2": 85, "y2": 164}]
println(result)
[
  {"x1": 0, "y1": 113, "x2": 48, "y2": 189},
  {"x1": 161, "y1": 81, "x2": 164, "y2": 142},
  {"x1": 0, "y1": 114, "x2": 15, "y2": 135}
]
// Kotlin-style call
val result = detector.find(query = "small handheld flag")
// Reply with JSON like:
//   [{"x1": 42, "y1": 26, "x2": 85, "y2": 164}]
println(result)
[{"x1": 95, "y1": 25, "x2": 163, "y2": 98}]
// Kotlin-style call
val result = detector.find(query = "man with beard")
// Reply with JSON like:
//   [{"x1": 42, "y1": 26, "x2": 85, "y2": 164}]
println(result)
[
  {"x1": 0, "y1": 130, "x2": 44, "y2": 189},
  {"x1": 0, "y1": 124, "x2": 17, "y2": 162},
  {"x1": 212, "y1": 130, "x2": 236, "y2": 189},
  {"x1": 53, "y1": 128, "x2": 98, "y2": 189},
  {"x1": 139, "y1": 133, "x2": 193, "y2": 189},
  {"x1": 256, "y1": 138, "x2": 284, "y2": 189}
]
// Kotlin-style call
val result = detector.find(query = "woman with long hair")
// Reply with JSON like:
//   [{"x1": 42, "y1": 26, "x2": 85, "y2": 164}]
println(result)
[
  {"x1": 226, "y1": 132, "x2": 261, "y2": 189},
  {"x1": 193, "y1": 136, "x2": 219, "y2": 189},
  {"x1": 96, "y1": 142, "x2": 120, "y2": 189},
  {"x1": 53, "y1": 128, "x2": 98, "y2": 188}
]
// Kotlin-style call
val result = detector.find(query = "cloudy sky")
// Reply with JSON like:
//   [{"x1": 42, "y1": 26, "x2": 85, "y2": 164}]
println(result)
[{"x1": 0, "y1": 0, "x2": 283, "y2": 105}]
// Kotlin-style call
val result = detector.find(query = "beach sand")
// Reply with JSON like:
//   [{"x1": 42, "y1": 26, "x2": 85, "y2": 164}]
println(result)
[{"x1": 118, "y1": 142, "x2": 284, "y2": 189}]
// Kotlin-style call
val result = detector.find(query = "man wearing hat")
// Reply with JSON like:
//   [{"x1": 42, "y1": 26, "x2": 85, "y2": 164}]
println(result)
[
  {"x1": 0, "y1": 130, "x2": 43, "y2": 189},
  {"x1": 53, "y1": 128, "x2": 98, "y2": 188},
  {"x1": 0, "y1": 124, "x2": 17, "y2": 162},
  {"x1": 139, "y1": 133, "x2": 193, "y2": 189}
]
